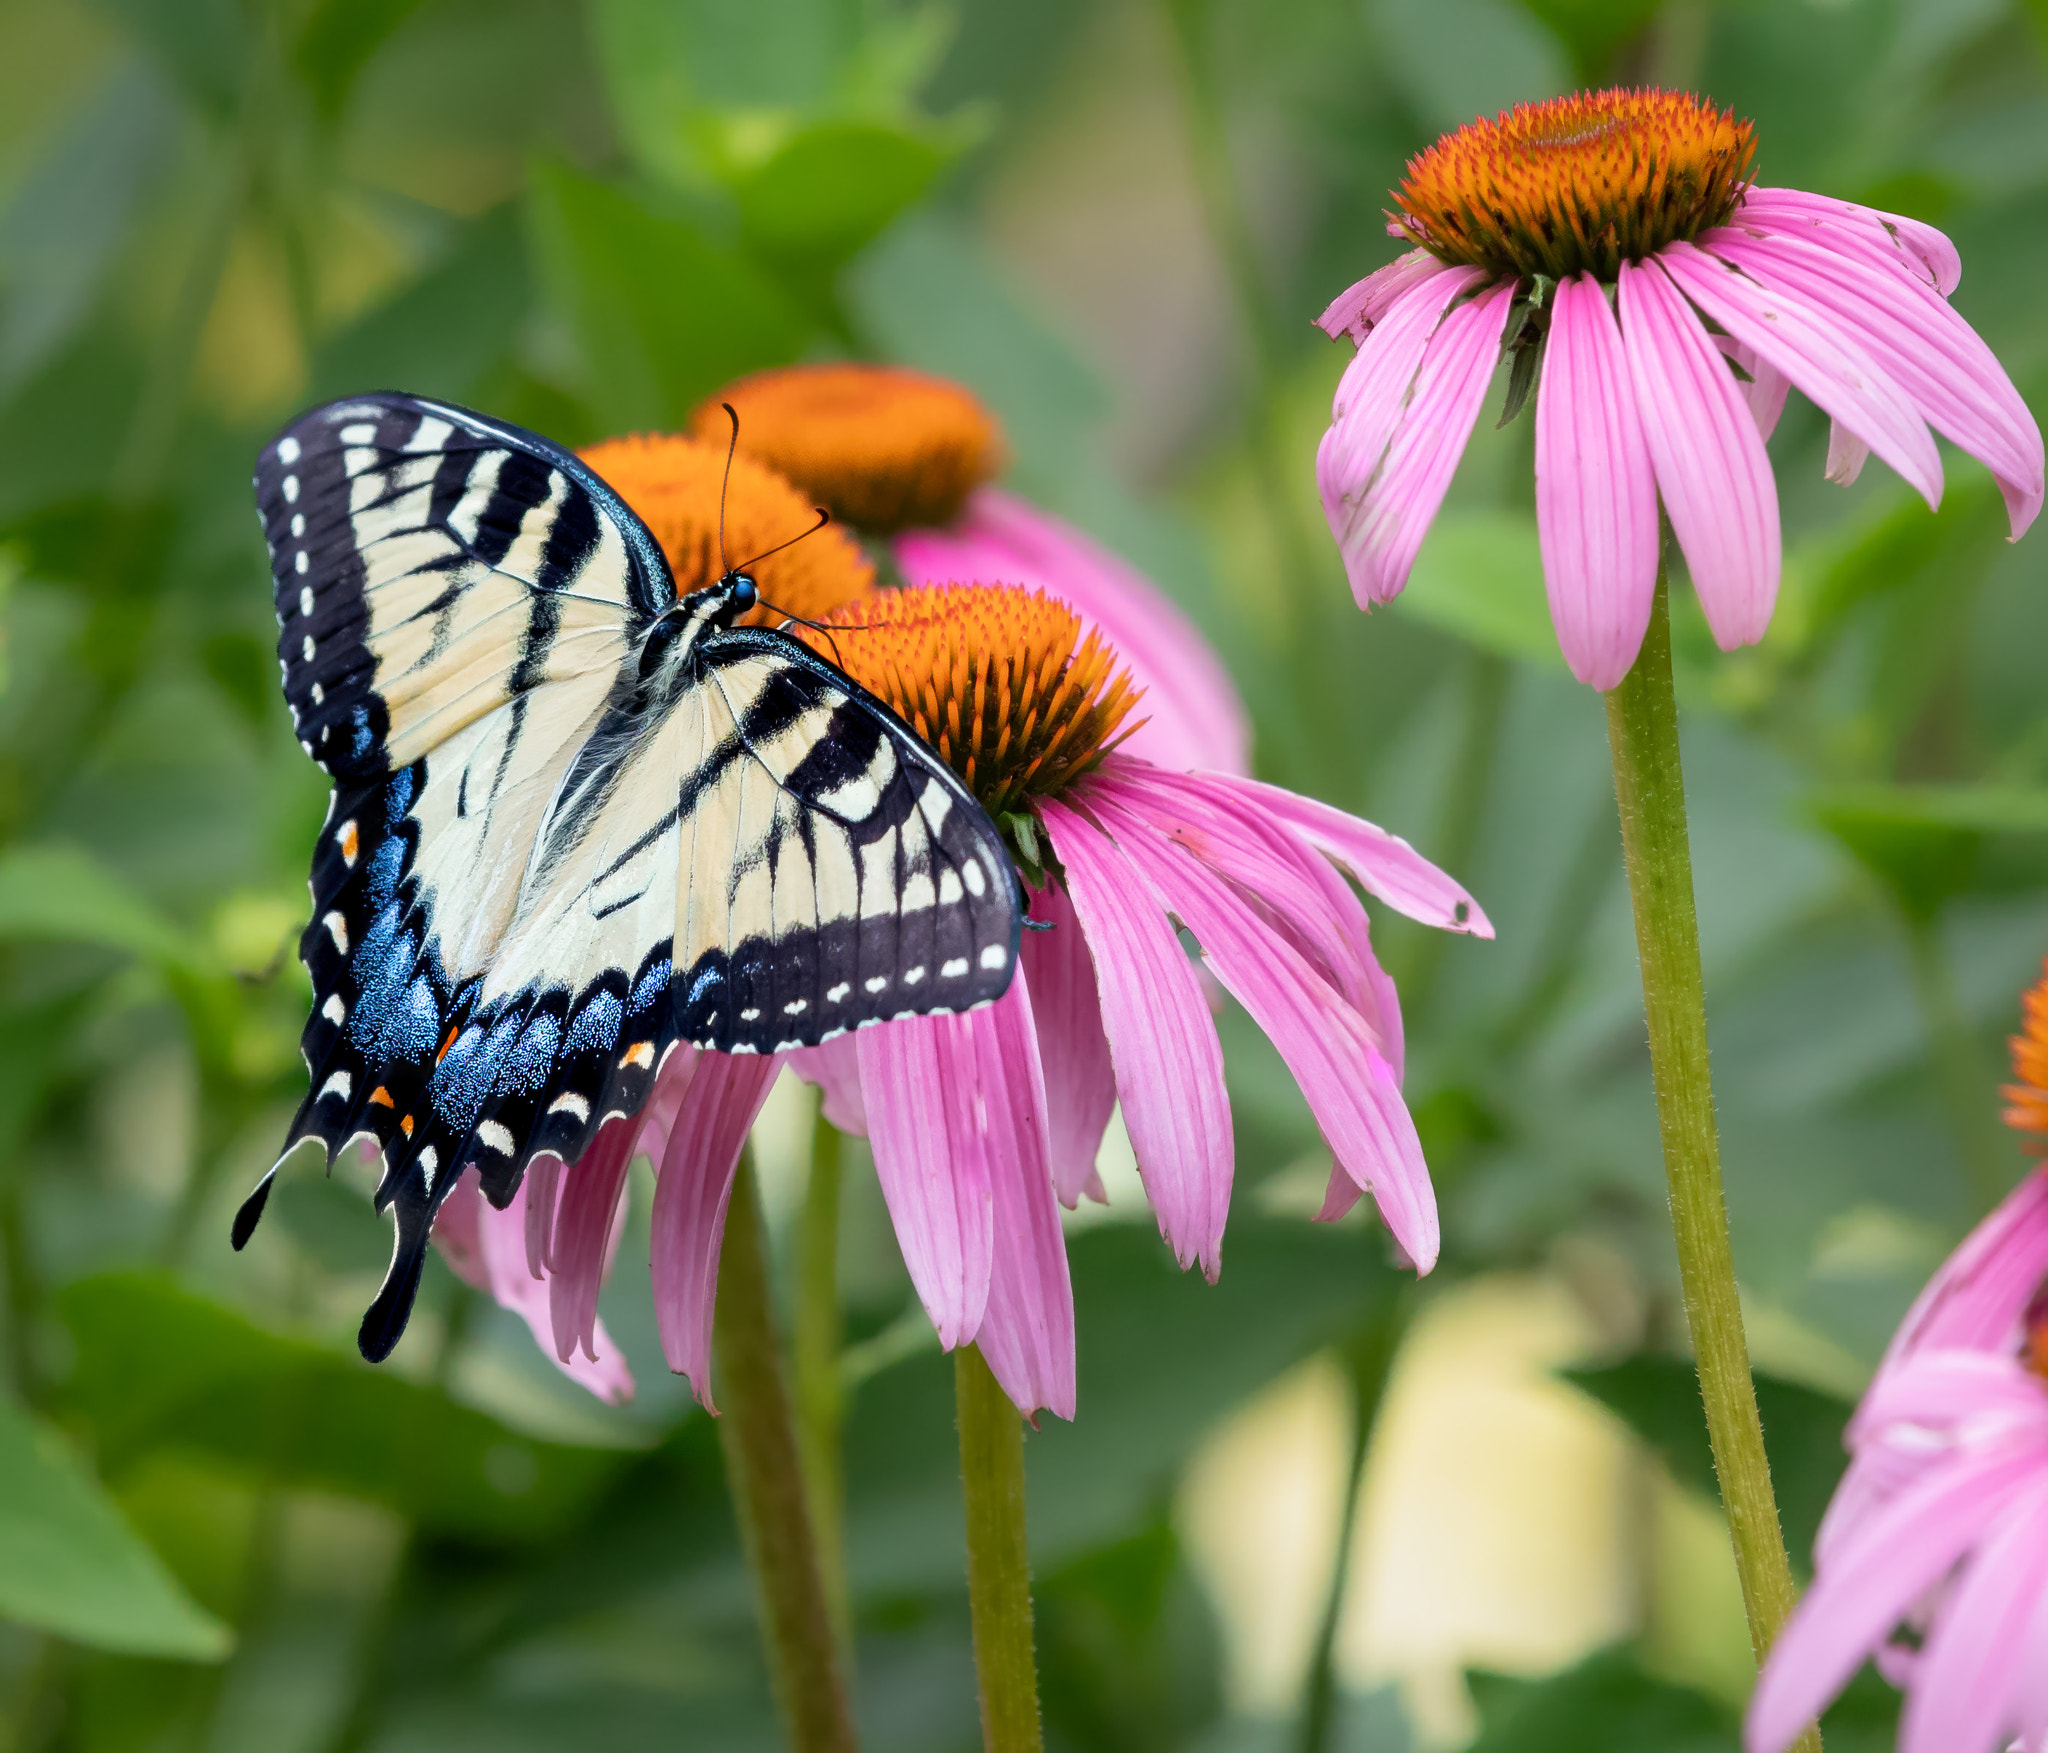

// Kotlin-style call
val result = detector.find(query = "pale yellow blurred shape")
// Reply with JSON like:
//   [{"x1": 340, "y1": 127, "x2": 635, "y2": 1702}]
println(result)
[
  {"x1": 1643, "y1": 1471, "x2": 1755, "y2": 1710},
  {"x1": 1180, "y1": 1272, "x2": 1641, "y2": 1744}
]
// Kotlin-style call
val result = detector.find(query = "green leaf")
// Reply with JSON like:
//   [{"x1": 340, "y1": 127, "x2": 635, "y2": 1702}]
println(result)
[
  {"x1": 1564, "y1": 1354, "x2": 1855, "y2": 1567},
  {"x1": 1393, "y1": 512, "x2": 1567, "y2": 671},
  {"x1": 525, "y1": 159, "x2": 810, "y2": 436},
  {"x1": 1808, "y1": 784, "x2": 2048, "y2": 921},
  {"x1": 0, "y1": 844, "x2": 203, "y2": 971},
  {"x1": 1466, "y1": 1648, "x2": 1737, "y2": 1753},
  {"x1": 291, "y1": 0, "x2": 429, "y2": 122},
  {"x1": 91, "y1": 0, "x2": 248, "y2": 115},
  {"x1": 58, "y1": 1273, "x2": 627, "y2": 1542},
  {"x1": 0, "y1": 1392, "x2": 230, "y2": 1658},
  {"x1": 729, "y1": 118, "x2": 955, "y2": 269},
  {"x1": 1513, "y1": 0, "x2": 1662, "y2": 82}
]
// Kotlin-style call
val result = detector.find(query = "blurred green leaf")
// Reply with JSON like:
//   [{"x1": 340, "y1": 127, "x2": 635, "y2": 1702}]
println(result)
[
  {"x1": 1394, "y1": 512, "x2": 1566, "y2": 671},
  {"x1": 311, "y1": 206, "x2": 530, "y2": 405},
  {"x1": 0, "y1": 843, "x2": 203, "y2": 971},
  {"x1": 59, "y1": 1273, "x2": 628, "y2": 1541},
  {"x1": 1513, "y1": 0, "x2": 1661, "y2": 81},
  {"x1": 1809, "y1": 785, "x2": 2048, "y2": 921},
  {"x1": 1565, "y1": 1354, "x2": 1854, "y2": 1566},
  {"x1": 292, "y1": 0, "x2": 429, "y2": 122},
  {"x1": 526, "y1": 159, "x2": 810, "y2": 435},
  {"x1": 730, "y1": 118, "x2": 956, "y2": 269},
  {"x1": 91, "y1": 0, "x2": 248, "y2": 115},
  {"x1": 1465, "y1": 1648, "x2": 1737, "y2": 1753},
  {"x1": 0, "y1": 1391, "x2": 231, "y2": 1659}
]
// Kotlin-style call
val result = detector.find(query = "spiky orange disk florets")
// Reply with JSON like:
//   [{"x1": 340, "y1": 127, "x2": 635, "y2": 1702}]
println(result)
[
  {"x1": 578, "y1": 432, "x2": 874, "y2": 626},
  {"x1": 1394, "y1": 88, "x2": 1755, "y2": 282},
  {"x1": 811, "y1": 583, "x2": 1144, "y2": 820},
  {"x1": 2004, "y1": 960, "x2": 2048, "y2": 1142},
  {"x1": 690, "y1": 364, "x2": 1006, "y2": 535}
]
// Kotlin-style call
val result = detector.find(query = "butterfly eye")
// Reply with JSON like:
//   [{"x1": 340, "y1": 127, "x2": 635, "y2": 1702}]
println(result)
[{"x1": 731, "y1": 575, "x2": 758, "y2": 612}]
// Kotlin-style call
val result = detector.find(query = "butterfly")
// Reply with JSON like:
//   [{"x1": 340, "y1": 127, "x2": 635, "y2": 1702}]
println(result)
[{"x1": 240, "y1": 392, "x2": 1023, "y2": 1361}]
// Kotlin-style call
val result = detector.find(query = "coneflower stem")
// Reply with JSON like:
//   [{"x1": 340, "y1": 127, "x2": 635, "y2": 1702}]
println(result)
[
  {"x1": 715, "y1": 1157, "x2": 860, "y2": 1753},
  {"x1": 955, "y1": 1344, "x2": 1043, "y2": 1753},
  {"x1": 794, "y1": 1106, "x2": 852, "y2": 1654},
  {"x1": 1604, "y1": 577, "x2": 1820, "y2": 1753}
]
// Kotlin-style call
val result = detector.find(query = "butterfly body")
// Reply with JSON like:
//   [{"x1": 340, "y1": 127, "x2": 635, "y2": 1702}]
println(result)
[{"x1": 244, "y1": 393, "x2": 1022, "y2": 1359}]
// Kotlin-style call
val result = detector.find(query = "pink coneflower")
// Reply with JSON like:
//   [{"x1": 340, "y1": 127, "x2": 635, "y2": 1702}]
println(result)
[
  {"x1": 1316, "y1": 89, "x2": 2044, "y2": 689},
  {"x1": 1747, "y1": 963, "x2": 2048, "y2": 1753},
  {"x1": 783, "y1": 582, "x2": 1487, "y2": 1417},
  {"x1": 696, "y1": 363, "x2": 1252, "y2": 774},
  {"x1": 446, "y1": 583, "x2": 1486, "y2": 1421}
]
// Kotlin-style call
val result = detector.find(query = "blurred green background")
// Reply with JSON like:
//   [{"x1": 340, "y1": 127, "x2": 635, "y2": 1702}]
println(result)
[{"x1": 1, "y1": 0, "x2": 2046, "y2": 1748}]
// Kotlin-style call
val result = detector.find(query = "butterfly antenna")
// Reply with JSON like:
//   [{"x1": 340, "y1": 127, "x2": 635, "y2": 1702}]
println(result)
[
  {"x1": 718, "y1": 402, "x2": 740, "y2": 578},
  {"x1": 732, "y1": 507, "x2": 832, "y2": 576}
]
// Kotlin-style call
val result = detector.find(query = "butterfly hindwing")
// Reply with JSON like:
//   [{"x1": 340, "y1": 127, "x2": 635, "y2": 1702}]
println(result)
[{"x1": 248, "y1": 393, "x2": 1023, "y2": 1363}]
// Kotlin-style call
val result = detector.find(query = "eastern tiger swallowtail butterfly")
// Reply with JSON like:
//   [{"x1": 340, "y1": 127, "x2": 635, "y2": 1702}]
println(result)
[{"x1": 240, "y1": 392, "x2": 1023, "y2": 1361}]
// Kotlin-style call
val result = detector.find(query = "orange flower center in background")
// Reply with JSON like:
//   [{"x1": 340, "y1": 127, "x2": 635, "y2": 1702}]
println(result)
[
  {"x1": 689, "y1": 364, "x2": 1006, "y2": 535},
  {"x1": 2003, "y1": 959, "x2": 2048, "y2": 1141},
  {"x1": 1395, "y1": 88, "x2": 1755, "y2": 283},
  {"x1": 579, "y1": 432, "x2": 874, "y2": 626},
  {"x1": 807, "y1": 583, "x2": 1144, "y2": 822}
]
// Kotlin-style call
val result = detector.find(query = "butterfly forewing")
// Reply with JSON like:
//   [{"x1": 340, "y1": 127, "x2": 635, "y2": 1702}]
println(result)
[{"x1": 247, "y1": 393, "x2": 1023, "y2": 1363}]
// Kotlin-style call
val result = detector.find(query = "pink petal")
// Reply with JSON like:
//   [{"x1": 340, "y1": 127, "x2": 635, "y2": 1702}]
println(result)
[
  {"x1": 1334, "y1": 279, "x2": 1518, "y2": 606},
  {"x1": 1720, "y1": 339, "x2": 1793, "y2": 440},
  {"x1": 1534, "y1": 272, "x2": 1661, "y2": 690},
  {"x1": 857, "y1": 1014, "x2": 995, "y2": 1349},
  {"x1": 965, "y1": 974, "x2": 1076, "y2": 1420},
  {"x1": 1019, "y1": 880, "x2": 1117, "y2": 1207},
  {"x1": 648, "y1": 1052, "x2": 782, "y2": 1409},
  {"x1": 786, "y1": 1036, "x2": 867, "y2": 1136},
  {"x1": 1902, "y1": 1473, "x2": 2048, "y2": 1753},
  {"x1": 1617, "y1": 258, "x2": 1782, "y2": 650},
  {"x1": 1317, "y1": 1158, "x2": 1363, "y2": 1222},
  {"x1": 1316, "y1": 249, "x2": 1450, "y2": 343},
  {"x1": 435, "y1": 1168, "x2": 636, "y2": 1405},
  {"x1": 1083, "y1": 790, "x2": 1440, "y2": 1272},
  {"x1": 1747, "y1": 1444, "x2": 2046, "y2": 1753},
  {"x1": 547, "y1": 1117, "x2": 638, "y2": 1369},
  {"x1": 1736, "y1": 185, "x2": 1961, "y2": 295},
  {"x1": 1658, "y1": 239, "x2": 1943, "y2": 508},
  {"x1": 1852, "y1": 1353, "x2": 2048, "y2": 1446},
  {"x1": 1707, "y1": 226, "x2": 2043, "y2": 537},
  {"x1": 1318, "y1": 266, "x2": 1488, "y2": 608},
  {"x1": 1887, "y1": 1170, "x2": 2048, "y2": 1364},
  {"x1": 1199, "y1": 772, "x2": 1492, "y2": 936},
  {"x1": 896, "y1": 487, "x2": 1250, "y2": 775},
  {"x1": 1826, "y1": 423, "x2": 1870, "y2": 486},
  {"x1": 1099, "y1": 758, "x2": 1395, "y2": 1055},
  {"x1": 1038, "y1": 795, "x2": 1233, "y2": 1277}
]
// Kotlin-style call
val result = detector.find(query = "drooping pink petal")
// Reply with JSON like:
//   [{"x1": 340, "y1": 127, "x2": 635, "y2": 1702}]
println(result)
[
  {"x1": 1100, "y1": 759, "x2": 1392, "y2": 1044},
  {"x1": 1900, "y1": 1473, "x2": 2048, "y2": 1753},
  {"x1": 648, "y1": 1052, "x2": 782, "y2": 1409},
  {"x1": 1736, "y1": 185, "x2": 1961, "y2": 295},
  {"x1": 522, "y1": 1153, "x2": 562, "y2": 1277},
  {"x1": 896, "y1": 488, "x2": 1250, "y2": 775},
  {"x1": 857, "y1": 1014, "x2": 996, "y2": 1350},
  {"x1": 1315, "y1": 249, "x2": 1450, "y2": 343},
  {"x1": 1826, "y1": 423, "x2": 1870, "y2": 487},
  {"x1": 1084, "y1": 792, "x2": 1439, "y2": 1272},
  {"x1": 1719, "y1": 338, "x2": 1793, "y2": 440},
  {"x1": 435, "y1": 1168, "x2": 636, "y2": 1404},
  {"x1": 1318, "y1": 265, "x2": 1488, "y2": 609},
  {"x1": 1746, "y1": 1444, "x2": 2045, "y2": 1753},
  {"x1": 1334, "y1": 279, "x2": 1518, "y2": 606},
  {"x1": 1707, "y1": 225, "x2": 2043, "y2": 537},
  {"x1": 1886, "y1": 1169, "x2": 2048, "y2": 1364},
  {"x1": 1534, "y1": 272, "x2": 1661, "y2": 690},
  {"x1": 1317, "y1": 1158, "x2": 1363, "y2": 1222},
  {"x1": 964, "y1": 975, "x2": 1076, "y2": 1420},
  {"x1": 1019, "y1": 880, "x2": 1117, "y2": 1207},
  {"x1": 1659, "y1": 239, "x2": 1942, "y2": 507},
  {"x1": 1039, "y1": 796, "x2": 1233, "y2": 1277},
  {"x1": 1617, "y1": 258, "x2": 1782, "y2": 650},
  {"x1": 1850, "y1": 1352, "x2": 2048, "y2": 1448},
  {"x1": 547, "y1": 1116, "x2": 639, "y2": 1370},
  {"x1": 1199, "y1": 772, "x2": 1492, "y2": 936},
  {"x1": 786, "y1": 1035, "x2": 867, "y2": 1136}
]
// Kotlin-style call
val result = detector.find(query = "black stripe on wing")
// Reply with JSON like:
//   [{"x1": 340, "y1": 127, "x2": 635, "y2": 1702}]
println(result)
[
  {"x1": 676, "y1": 627, "x2": 1024, "y2": 1054},
  {"x1": 253, "y1": 392, "x2": 673, "y2": 782}
]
